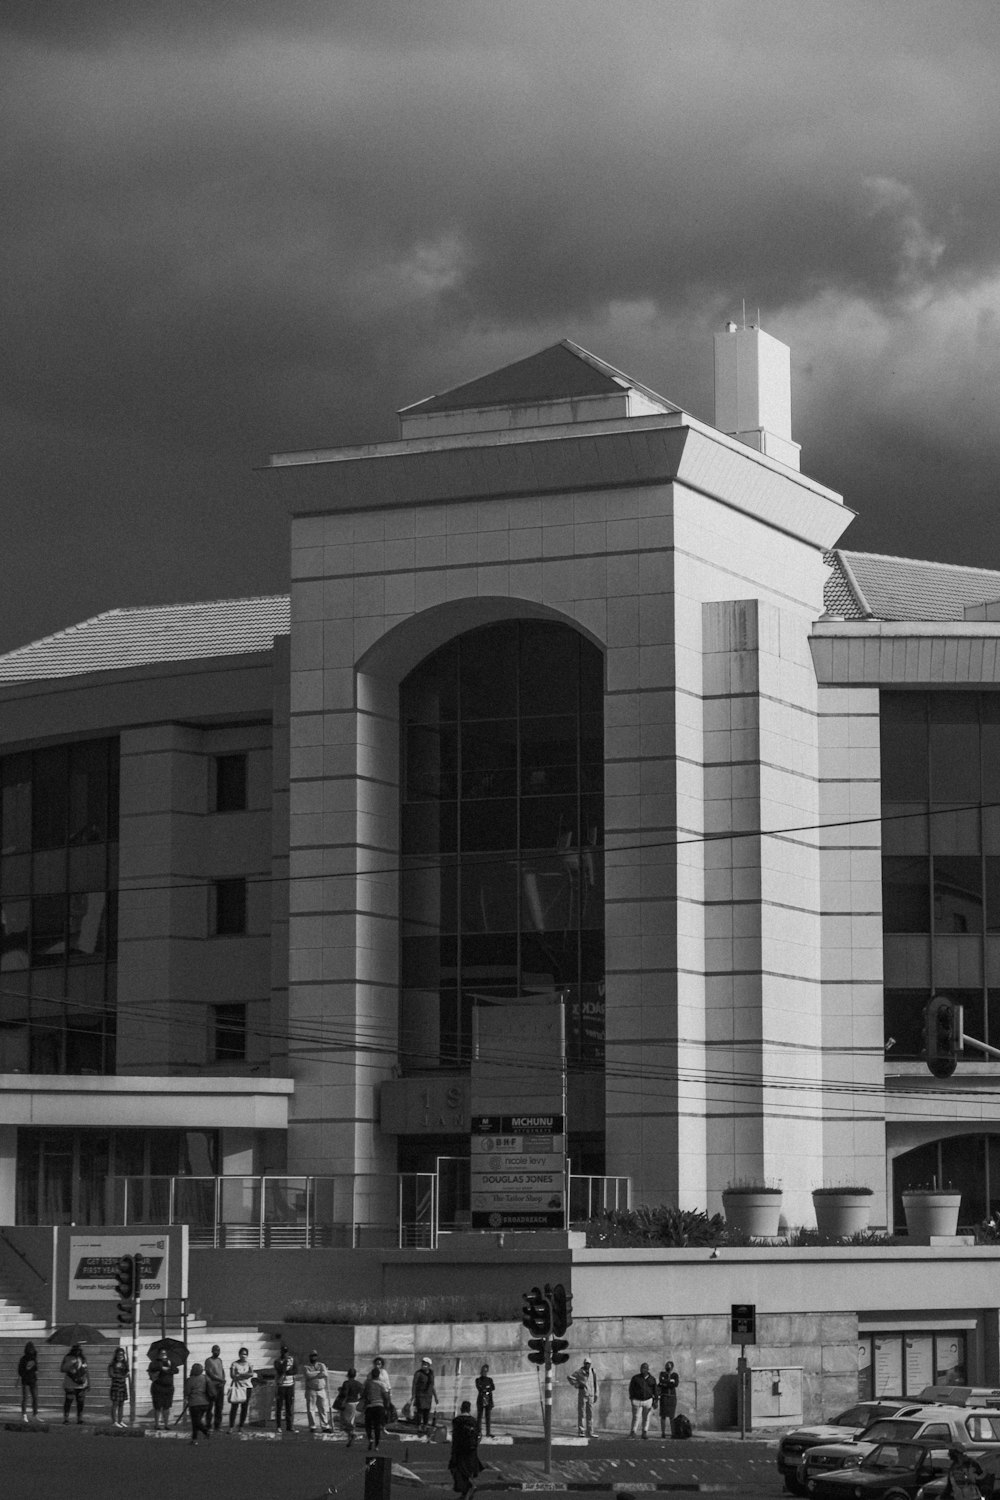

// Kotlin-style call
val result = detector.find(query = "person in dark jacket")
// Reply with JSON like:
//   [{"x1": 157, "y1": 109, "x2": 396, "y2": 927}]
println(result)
[
  {"x1": 361, "y1": 1366, "x2": 387, "y2": 1450},
  {"x1": 148, "y1": 1351, "x2": 174, "y2": 1430},
  {"x1": 411, "y1": 1357, "x2": 438, "y2": 1432},
  {"x1": 628, "y1": 1362, "x2": 657, "y2": 1439},
  {"x1": 274, "y1": 1345, "x2": 297, "y2": 1432},
  {"x1": 657, "y1": 1362, "x2": 679, "y2": 1437},
  {"x1": 185, "y1": 1362, "x2": 211, "y2": 1443},
  {"x1": 336, "y1": 1366, "x2": 363, "y2": 1445},
  {"x1": 204, "y1": 1345, "x2": 226, "y2": 1431},
  {"x1": 449, "y1": 1400, "x2": 484, "y2": 1499},
  {"x1": 61, "y1": 1344, "x2": 89, "y2": 1425},
  {"x1": 17, "y1": 1341, "x2": 38, "y2": 1420},
  {"x1": 474, "y1": 1362, "x2": 495, "y2": 1437}
]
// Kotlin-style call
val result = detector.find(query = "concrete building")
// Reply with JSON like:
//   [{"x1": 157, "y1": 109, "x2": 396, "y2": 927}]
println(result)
[{"x1": 2, "y1": 325, "x2": 1000, "y2": 1264}]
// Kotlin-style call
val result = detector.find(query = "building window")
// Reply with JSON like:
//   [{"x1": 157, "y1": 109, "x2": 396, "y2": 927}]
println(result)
[
  {"x1": 399, "y1": 620, "x2": 604, "y2": 1073},
  {"x1": 213, "y1": 878, "x2": 247, "y2": 936},
  {"x1": 0, "y1": 739, "x2": 118, "y2": 1076},
  {"x1": 881, "y1": 692, "x2": 1000, "y2": 1058},
  {"x1": 212, "y1": 1004, "x2": 247, "y2": 1062},
  {"x1": 214, "y1": 754, "x2": 248, "y2": 812}
]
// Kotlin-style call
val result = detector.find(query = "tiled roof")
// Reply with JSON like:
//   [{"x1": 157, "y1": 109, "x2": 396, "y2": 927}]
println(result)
[
  {"x1": 824, "y1": 551, "x2": 1000, "y2": 622},
  {"x1": 399, "y1": 338, "x2": 677, "y2": 415},
  {"x1": 0, "y1": 595, "x2": 290, "y2": 684}
]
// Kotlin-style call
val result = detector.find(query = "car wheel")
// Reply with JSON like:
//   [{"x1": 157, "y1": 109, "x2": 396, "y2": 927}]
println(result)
[{"x1": 881, "y1": 1487, "x2": 911, "y2": 1500}]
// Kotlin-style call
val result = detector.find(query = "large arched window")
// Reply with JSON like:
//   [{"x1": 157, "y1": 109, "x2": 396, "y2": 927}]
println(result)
[{"x1": 399, "y1": 620, "x2": 604, "y2": 1072}]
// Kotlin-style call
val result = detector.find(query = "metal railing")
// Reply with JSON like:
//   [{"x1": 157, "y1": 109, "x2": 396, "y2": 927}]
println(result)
[{"x1": 111, "y1": 1168, "x2": 630, "y2": 1248}]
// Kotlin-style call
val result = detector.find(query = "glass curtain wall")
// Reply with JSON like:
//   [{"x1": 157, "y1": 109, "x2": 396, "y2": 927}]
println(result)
[
  {"x1": 0, "y1": 738, "x2": 119, "y2": 1073},
  {"x1": 400, "y1": 621, "x2": 604, "y2": 1073}
]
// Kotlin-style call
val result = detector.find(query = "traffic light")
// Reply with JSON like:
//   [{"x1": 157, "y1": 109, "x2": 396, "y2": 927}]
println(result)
[
  {"x1": 115, "y1": 1254, "x2": 135, "y2": 1326},
  {"x1": 521, "y1": 1285, "x2": 550, "y2": 1336},
  {"x1": 550, "y1": 1338, "x2": 570, "y2": 1365},
  {"x1": 526, "y1": 1337, "x2": 547, "y2": 1366},
  {"x1": 549, "y1": 1282, "x2": 573, "y2": 1336},
  {"x1": 924, "y1": 994, "x2": 963, "y2": 1078}
]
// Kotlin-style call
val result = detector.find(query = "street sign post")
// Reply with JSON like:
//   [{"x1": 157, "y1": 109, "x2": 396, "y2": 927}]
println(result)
[{"x1": 731, "y1": 1304, "x2": 756, "y2": 1440}]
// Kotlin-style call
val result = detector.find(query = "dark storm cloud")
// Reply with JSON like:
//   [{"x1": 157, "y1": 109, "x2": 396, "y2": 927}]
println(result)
[{"x1": 3, "y1": 2, "x2": 1000, "y2": 650}]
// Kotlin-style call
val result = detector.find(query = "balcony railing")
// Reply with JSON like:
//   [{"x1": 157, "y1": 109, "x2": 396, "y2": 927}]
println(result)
[{"x1": 111, "y1": 1169, "x2": 631, "y2": 1249}]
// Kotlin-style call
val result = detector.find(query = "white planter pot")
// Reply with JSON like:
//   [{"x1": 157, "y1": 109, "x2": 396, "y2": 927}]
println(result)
[
  {"x1": 812, "y1": 1191, "x2": 872, "y2": 1239},
  {"x1": 722, "y1": 1191, "x2": 782, "y2": 1237},
  {"x1": 901, "y1": 1192, "x2": 961, "y2": 1239}
]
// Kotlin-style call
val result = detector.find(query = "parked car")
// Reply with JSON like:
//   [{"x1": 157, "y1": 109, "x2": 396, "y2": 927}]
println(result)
[
  {"x1": 916, "y1": 1451, "x2": 1000, "y2": 1500},
  {"x1": 803, "y1": 1441, "x2": 950, "y2": 1500},
  {"x1": 778, "y1": 1404, "x2": 923, "y2": 1492},
  {"x1": 798, "y1": 1410, "x2": 1000, "y2": 1491}
]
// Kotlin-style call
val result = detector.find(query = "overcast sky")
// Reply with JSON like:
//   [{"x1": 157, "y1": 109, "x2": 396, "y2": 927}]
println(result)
[{"x1": 3, "y1": 2, "x2": 1000, "y2": 653}]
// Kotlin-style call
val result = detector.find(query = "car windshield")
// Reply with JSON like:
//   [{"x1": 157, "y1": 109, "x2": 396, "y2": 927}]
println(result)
[
  {"x1": 861, "y1": 1422, "x2": 922, "y2": 1444},
  {"x1": 861, "y1": 1444, "x2": 925, "y2": 1472},
  {"x1": 836, "y1": 1407, "x2": 876, "y2": 1427}
]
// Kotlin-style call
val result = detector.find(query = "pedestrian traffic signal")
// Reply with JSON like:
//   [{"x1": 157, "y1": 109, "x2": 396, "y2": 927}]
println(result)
[
  {"x1": 526, "y1": 1337, "x2": 546, "y2": 1366},
  {"x1": 550, "y1": 1338, "x2": 570, "y2": 1365},
  {"x1": 924, "y1": 994, "x2": 963, "y2": 1078},
  {"x1": 117, "y1": 1298, "x2": 134, "y2": 1327},
  {"x1": 521, "y1": 1285, "x2": 550, "y2": 1335},
  {"x1": 549, "y1": 1282, "x2": 573, "y2": 1335},
  {"x1": 114, "y1": 1254, "x2": 135, "y2": 1300}
]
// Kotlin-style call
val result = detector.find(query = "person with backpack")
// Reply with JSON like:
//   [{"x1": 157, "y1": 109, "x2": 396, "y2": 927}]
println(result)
[
  {"x1": 361, "y1": 1364, "x2": 387, "y2": 1450},
  {"x1": 628, "y1": 1361, "x2": 657, "y2": 1439},
  {"x1": 657, "y1": 1362, "x2": 679, "y2": 1437},
  {"x1": 17, "y1": 1341, "x2": 38, "y2": 1421},
  {"x1": 411, "y1": 1357, "x2": 438, "y2": 1432}
]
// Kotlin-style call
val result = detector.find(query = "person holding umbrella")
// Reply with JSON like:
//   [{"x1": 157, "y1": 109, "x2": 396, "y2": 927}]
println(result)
[
  {"x1": 61, "y1": 1343, "x2": 89, "y2": 1424},
  {"x1": 148, "y1": 1349, "x2": 175, "y2": 1430}
]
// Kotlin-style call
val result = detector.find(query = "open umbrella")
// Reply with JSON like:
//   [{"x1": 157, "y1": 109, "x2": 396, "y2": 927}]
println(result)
[
  {"x1": 147, "y1": 1337, "x2": 189, "y2": 1369},
  {"x1": 47, "y1": 1323, "x2": 109, "y2": 1346}
]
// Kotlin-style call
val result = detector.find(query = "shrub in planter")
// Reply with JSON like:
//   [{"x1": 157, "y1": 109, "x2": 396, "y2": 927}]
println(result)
[
  {"x1": 812, "y1": 1185, "x2": 873, "y2": 1239},
  {"x1": 722, "y1": 1183, "x2": 783, "y2": 1238},
  {"x1": 901, "y1": 1187, "x2": 962, "y2": 1239}
]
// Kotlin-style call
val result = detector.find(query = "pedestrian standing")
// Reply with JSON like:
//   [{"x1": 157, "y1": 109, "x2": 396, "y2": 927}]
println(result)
[
  {"x1": 449, "y1": 1400, "x2": 484, "y2": 1500},
  {"x1": 568, "y1": 1356, "x2": 597, "y2": 1437},
  {"x1": 204, "y1": 1344, "x2": 226, "y2": 1431},
  {"x1": 657, "y1": 1362, "x2": 679, "y2": 1437},
  {"x1": 628, "y1": 1361, "x2": 657, "y2": 1439},
  {"x1": 945, "y1": 1448, "x2": 985, "y2": 1500},
  {"x1": 274, "y1": 1344, "x2": 297, "y2": 1432},
  {"x1": 302, "y1": 1349, "x2": 332, "y2": 1432},
  {"x1": 61, "y1": 1344, "x2": 89, "y2": 1425},
  {"x1": 335, "y1": 1366, "x2": 363, "y2": 1446},
  {"x1": 474, "y1": 1362, "x2": 495, "y2": 1437},
  {"x1": 185, "y1": 1362, "x2": 211, "y2": 1443},
  {"x1": 372, "y1": 1355, "x2": 392, "y2": 1399},
  {"x1": 148, "y1": 1350, "x2": 175, "y2": 1430},
  {"x1": 227, "y1": 1347, "x2": 254, "y2": 1430},
  {"x1": 362, "y1": 1364, "x2": 387, "y2": 1450},
  {"x1": 411, "y1": 1356, "x2": 438, "y2": 1432},
  {"x1": 108, "y1": 1347, "x2": 130, "y2": 1427},
  {"x1": 17, "y1": 1340, "x2": 38, "y2": 1421}
]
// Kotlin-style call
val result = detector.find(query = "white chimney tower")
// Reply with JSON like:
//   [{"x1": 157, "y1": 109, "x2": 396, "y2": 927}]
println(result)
[{"x1": 713, "y1": 322, "x2": 801, "y2": 471}]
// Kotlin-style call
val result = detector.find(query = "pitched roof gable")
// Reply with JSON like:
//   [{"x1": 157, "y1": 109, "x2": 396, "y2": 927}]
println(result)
[
  {"x1": 399, "y1": 338, "x2": 676, "y2": 416},
  {"x1": 825, "y1": 550, "x2": 1000, "y2": 622},
  {"x1": 0, "y1": 595, "x2": 290, "y2": 684}
]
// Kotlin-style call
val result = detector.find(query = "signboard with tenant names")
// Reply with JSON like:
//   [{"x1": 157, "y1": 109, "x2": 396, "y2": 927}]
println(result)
[{"x1": 470, "y1": 1113, "x2": 566, "y2": 1230}]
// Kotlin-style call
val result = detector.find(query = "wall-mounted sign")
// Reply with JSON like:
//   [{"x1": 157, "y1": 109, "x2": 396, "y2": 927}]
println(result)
[
  {"x1": 470, "y1": 1113, "x2": 566, "y2": 1229},
  {"x1": 68, "y1": 1233, "x2": 169, "y2": 1301}
]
